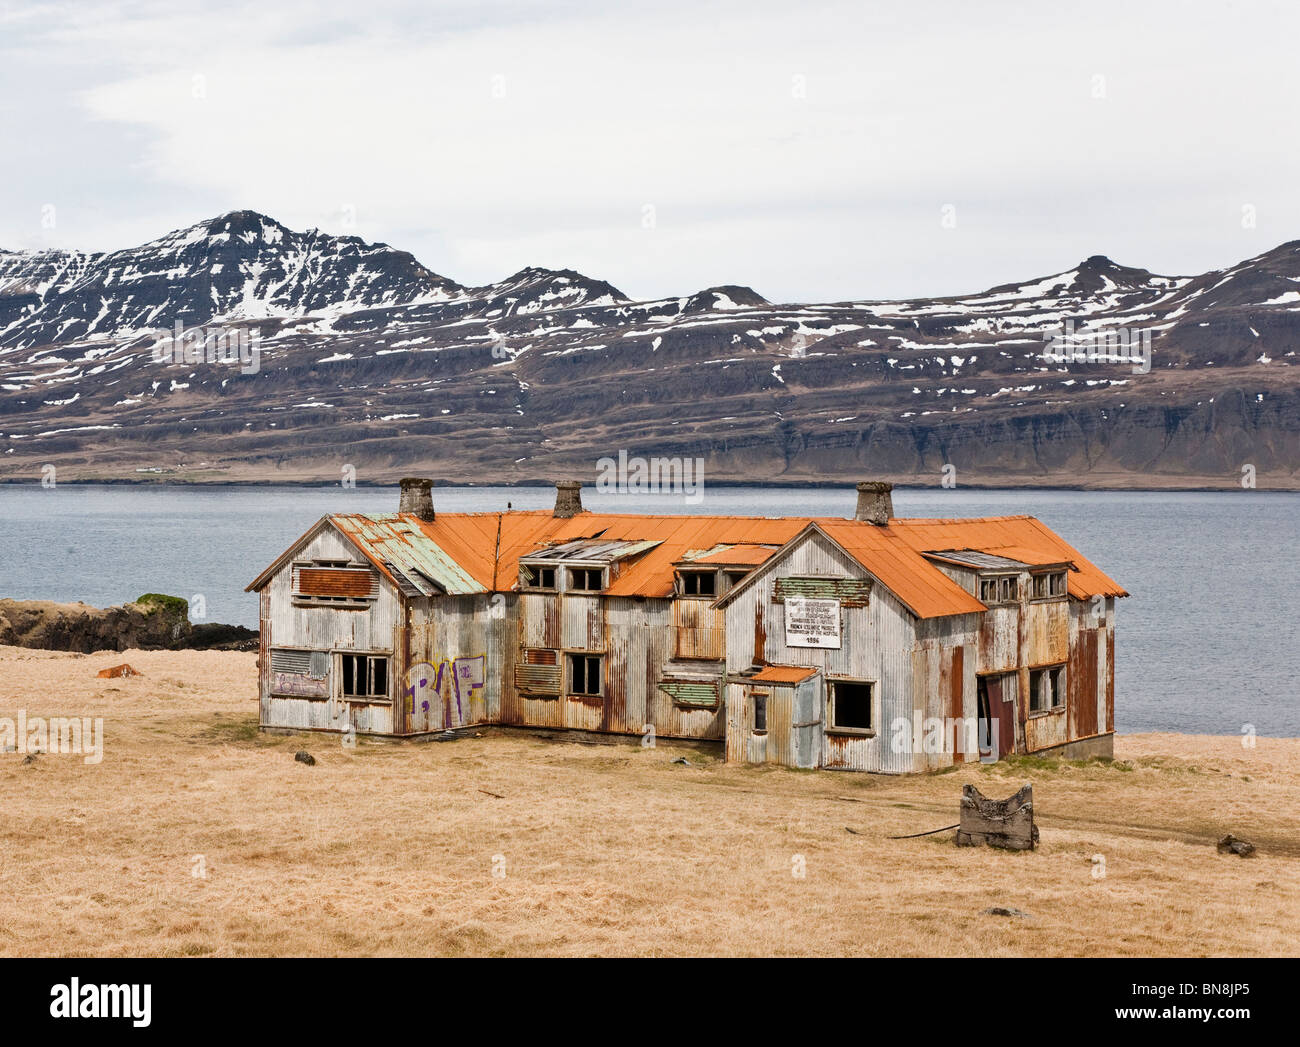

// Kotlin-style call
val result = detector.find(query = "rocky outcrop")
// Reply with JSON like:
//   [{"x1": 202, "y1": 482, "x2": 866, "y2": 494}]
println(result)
[{"x1": 0, "y1": 597, "x2": 256, "y2": 653}]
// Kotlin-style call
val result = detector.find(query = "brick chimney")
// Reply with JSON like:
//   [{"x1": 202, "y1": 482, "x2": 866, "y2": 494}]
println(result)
[
  {"x1": 399, "y1": 477, "x2": 435, "y2": 522},
  {"x1": 553, "y1": 480, "x2": 584, "y2": 518},
  {"x1": 854, "y1": 481, "x2": 893, "y2": 525}
]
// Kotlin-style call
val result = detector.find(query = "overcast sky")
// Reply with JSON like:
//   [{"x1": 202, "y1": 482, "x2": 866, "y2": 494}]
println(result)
[{"x1": 2, "y1": 0, "x2": 1298, "y2": 302}]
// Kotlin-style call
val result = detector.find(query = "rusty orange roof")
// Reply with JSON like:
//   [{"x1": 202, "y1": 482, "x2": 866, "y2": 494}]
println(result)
[
  {"x1": 885, "y1": 516, "x2": 1128, "y2": 600},
  {"x1": 749, "y1": 664, "x2": 820, "y2": 684},
  {"x1": 686, "y1": 543, "x2": 781, "y2": 566},
  {"x1": 252, "y1": 508, "x2": 1125, "y2": 617}
]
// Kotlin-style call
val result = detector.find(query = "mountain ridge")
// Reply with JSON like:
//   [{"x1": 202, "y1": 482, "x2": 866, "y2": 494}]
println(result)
[{"x1": 1, "y1": 211, "x2": 1296, "y2": 489}]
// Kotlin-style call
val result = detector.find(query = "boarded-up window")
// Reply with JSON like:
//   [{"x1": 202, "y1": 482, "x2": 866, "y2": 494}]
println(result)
[
  {"x1": 271, "y1": 649, "x2": 329, "y2": 678},
  {"x1": 293, "y1": 565, "x2": 378, "y2": 603},
  {"x1": 774, "y1": 576, "x2": 871, "y2": 607},
  {"x1": 516, "y1": 647, "x2": 561, "y2": 696},
  {"x1": 658, "y1": 679, "x2": 720, "y2": 709}
]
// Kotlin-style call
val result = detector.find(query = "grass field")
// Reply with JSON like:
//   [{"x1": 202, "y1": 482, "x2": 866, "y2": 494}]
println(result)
[{"x1": 1, "y1": 645, "x2": 1297, "y2": 957}]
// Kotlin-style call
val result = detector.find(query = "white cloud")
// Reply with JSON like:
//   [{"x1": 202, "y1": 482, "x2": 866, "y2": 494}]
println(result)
[{"x1": 3, "y1": 0, "x2": 1300, "y2": 301}]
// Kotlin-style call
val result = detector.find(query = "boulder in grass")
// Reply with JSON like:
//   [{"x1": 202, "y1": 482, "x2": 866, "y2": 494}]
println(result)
[
  {"x1": 1217, "y1": 834, "x2": 1256, "y2": 857},
  {"x1": 294, "y1": 751, "x2": 316, "y2": 766}
]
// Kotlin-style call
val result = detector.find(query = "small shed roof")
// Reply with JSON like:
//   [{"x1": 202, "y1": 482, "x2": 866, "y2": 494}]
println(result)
[{"x1": 748, "y1": 664, "x2": 820, "y2": 684}]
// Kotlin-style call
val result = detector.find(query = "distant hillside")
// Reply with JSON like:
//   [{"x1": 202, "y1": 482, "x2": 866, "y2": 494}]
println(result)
[{"x1": 1, "y1": 212, "x2": 1296, "y2": 488}]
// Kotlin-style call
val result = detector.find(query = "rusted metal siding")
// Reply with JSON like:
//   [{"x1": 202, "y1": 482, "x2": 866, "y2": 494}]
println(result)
[
  {"x1": 404, "y1": 594, "x2": 503, "y2": 733},
  {"x1": 604, "y1": 599, "x2": 671, "y2": 736},
  {"x1": 672, "y1": 599, "x2": 726, "y2": 660},
  {"x1": 1026, "y1": 599, "x2": 1069, "y2": 667},
  {"x1": 724, "y1": 529, "x2": 920, "y2": 773},
  {"x1": 1069, "y1": 625, "x2": 1099, "y2": 739},
  {"x1": 561, "y1": 593, "x2": 605, "y2": 652},
  {"x1": 1025, "y1": 707, "x2": 1068, "y2": 751},
  {"x1": 260, "y1": 527, "x2": 402, "y2": 736},
  {"x1": 518, "y1": 592, "x2": 561, "y2": 650},
  {"x1": 978, "y1": 606, "x2": 1019, "y2": 673}
]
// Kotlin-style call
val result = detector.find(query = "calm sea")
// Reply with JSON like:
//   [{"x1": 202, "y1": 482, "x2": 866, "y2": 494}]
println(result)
[{"x1": 1, "y1": 484, "x2": 1296, "y2": 736}]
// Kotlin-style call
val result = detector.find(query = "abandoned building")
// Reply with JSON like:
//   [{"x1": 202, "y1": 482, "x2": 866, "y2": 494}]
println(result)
[{"x1": 246, "y1": 479, "x2": 1126, "y2": 772}]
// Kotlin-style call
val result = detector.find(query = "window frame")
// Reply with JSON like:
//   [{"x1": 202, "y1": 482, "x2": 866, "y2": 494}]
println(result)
[
  {"x1": 1031, "y1": 570, "x2": 1068, "y2": 600},
  {"x1": 566, "y1": 652, "x2": 604, "y2": 697},
  {"x1": 826, "y1": 678, "x2": 876, "y2": 736},
  {"x1": 677, "y1": 569, "x2": 718, "y2": 598},
  {"x1": 567, "y1": 567, "x2": 605, "y2": 593},
  {"x1": 1028, "y1": 663, "x2": 1066, "y2": 715},
  {"x1": 339, "y1": 652, "x2": 390, "y2": 703},
  {"x1": 979, "y1": 573, "x2": 1019, "y2": 606},
  {"x1": 518, "y1": 563, "x2": 558, "y2": 592},
  {"x1": 751, "y1": 690, "x2": 769, "y2": 735}
]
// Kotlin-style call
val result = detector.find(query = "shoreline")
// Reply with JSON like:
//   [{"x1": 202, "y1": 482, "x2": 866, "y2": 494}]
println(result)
[{"x1": 2, "y1": 478, "x2": 1298, "y2": 493}]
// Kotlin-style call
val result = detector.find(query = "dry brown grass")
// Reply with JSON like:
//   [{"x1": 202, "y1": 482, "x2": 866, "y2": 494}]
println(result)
[{"x1": 1, "y1": 645, "x2": 1297, "y2": 957}]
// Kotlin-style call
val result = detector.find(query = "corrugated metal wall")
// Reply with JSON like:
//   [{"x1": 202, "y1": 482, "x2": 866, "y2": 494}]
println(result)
[
  {"x1": 260, "y1": 526, "x2": 402, "y2": 736},
  {"x1": 723, "y1": 530, "x2": 921, "y2": 773}
]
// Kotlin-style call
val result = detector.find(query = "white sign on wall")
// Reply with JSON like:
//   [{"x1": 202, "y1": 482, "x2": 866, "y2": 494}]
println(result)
[{"x1": 784, "y1": 596, "x2": 842, "y2": 649}]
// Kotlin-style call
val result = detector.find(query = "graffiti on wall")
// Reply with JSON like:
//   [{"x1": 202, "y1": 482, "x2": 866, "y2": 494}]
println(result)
[{"x1": 405, "y1": 655, "x2": 486, "y2": 728}]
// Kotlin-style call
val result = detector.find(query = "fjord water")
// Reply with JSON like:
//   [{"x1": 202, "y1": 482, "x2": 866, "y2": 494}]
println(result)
[{"x1": 0, "y1": 484, "x2": 1295, "y2": 737}]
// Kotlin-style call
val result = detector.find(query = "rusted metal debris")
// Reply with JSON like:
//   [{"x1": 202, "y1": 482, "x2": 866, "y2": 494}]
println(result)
[
  {"x1": 96, "y1": 663, "x2": 142, "y2": 679},
  {"x1": 1217, "y1": 834, "x2": 1256, "y2": 857},
  {"x1": 981, "y1": 906, "x2": 1032, "y2": 918},
  {"x1": 956, "y1": 783, "x2": 1038, "y2": 850}
]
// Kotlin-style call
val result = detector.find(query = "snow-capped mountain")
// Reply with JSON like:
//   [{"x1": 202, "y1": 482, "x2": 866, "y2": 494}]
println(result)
[
  {"x1": 0, "y1": 211, "x2": 460, "y2": 349},
  {"x1": 0, "y1": 212, "x2": 1296, "y2": 488}
]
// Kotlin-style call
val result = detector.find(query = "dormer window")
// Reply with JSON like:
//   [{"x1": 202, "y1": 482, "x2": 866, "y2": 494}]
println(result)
[
  {"x1": 678, "y1": 570, "x2": 717, "y2": 597},
  {"x1": 519, "y1": 564, "x2": 557, "y2": 591},
  {"x1": 568, "y1": 567, "x2": 604, "y2": 592},
  {"x1": 1031, "y1": 571, "x2": 1068, "y2": 599},
  {"x1": 979, "y1": 575, "x2": 1018, "y2": 605}
]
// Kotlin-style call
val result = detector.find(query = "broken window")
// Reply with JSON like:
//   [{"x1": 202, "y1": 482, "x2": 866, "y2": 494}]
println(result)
[
  {"x1": 752, "y1": 691, "x2": 768, "y2": 733},
  {"x1": 568, "y1": 653, "x2": 602, "y2": 696},
  {"x1": 1028, "y1": 665, "x2": 1065, "y2": 713},
  {"x1": 828, "y1": 680, "x2": 875, "y2": 733},
  {"x1": 1032, "y1": 571, "x2": 1067, "y2": 598},
  {"x1": 679, "y1": 570, "x2": 717, "y2": 597},
  {"x1": 519, "y1": 564, "x2": 557, "y2": 590},
  {"x1": 723, "y1": 571, "x2": 748, "y2": 591},
  {"x1": 568, "y1": 568, "x2": 604, "y2": 592},
  {"x1": 341, "y1": 654, "x2": 389, "y2": 700},
  {"x1": 979, "y1": 575, "x2": 1017, "y2": 605}
]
